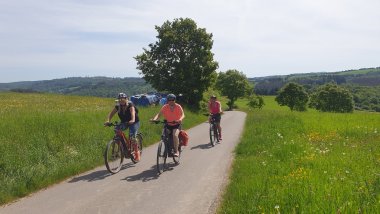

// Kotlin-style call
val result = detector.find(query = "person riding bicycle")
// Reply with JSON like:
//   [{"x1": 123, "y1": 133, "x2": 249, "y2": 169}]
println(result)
[
  {"x1": 208, "y1": 95, "x2": 223, "y2": 140},
  {"x1": 104, "y1": 93, "x2": 140, "y2": 138},
  {"x1": 151, "y1": 93, "x2": 185, "y2": 157}
]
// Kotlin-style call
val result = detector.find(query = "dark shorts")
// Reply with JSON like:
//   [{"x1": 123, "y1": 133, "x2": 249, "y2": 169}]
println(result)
[
  {"x1": 211, "y1": 113, "x2": 221, "y2": 123},
  {"x1": 166, "y1": 124, "x2": 181, "y2": 131}
]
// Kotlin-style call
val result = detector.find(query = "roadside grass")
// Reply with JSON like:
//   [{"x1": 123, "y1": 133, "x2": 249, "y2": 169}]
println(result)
[
  {"x1": 0, "y1": 92, "x2": 206, "y2": 205},
  {"x1": 219, "y1": 96, "x2": 380, "y2": 213}
]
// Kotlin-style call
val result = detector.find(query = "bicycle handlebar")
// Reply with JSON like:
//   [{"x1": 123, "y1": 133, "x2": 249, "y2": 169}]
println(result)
[
  {"x1": 149, "y1": 120, "x2": 181, "y2": 125},
  {"x1": 104, "y1": 121, "x2": 123, "y2": 127}
]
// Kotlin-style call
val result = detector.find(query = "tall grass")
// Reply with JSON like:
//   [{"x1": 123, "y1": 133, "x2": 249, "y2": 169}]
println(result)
[
  {"x1": 0, "y1": 92, "x2": 206, "y2": 205},
  {"x1": 219, "y1": 97, "x2": 380, "y2": 213}
]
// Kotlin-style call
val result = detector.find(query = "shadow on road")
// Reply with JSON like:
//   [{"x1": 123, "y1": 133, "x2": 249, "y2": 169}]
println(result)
[
  {"x1": 190, "y1": 143, "x2": 213, "y2": 150},
  {"x1": 122, "y1": 165, "x2": 159, "y2": 182},
  {"x1": 69, "y1": 162, "x2": 135, "y2": 183}
]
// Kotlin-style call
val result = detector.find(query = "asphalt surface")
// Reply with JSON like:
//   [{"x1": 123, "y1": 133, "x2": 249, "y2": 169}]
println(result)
[{"x1": 1, "y1": 111, "x2": 247, "y2": 214}]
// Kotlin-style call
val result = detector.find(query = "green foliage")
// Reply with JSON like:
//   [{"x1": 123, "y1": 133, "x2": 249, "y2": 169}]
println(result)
[
  {"x1": 135, "y1": 18, "x2": 219, "y2": 108},
  {"x1": 219, "y1": 96, "x2": 380, "y2": 213},
  {"x1": 216, "y1": 69, "x2": 252, "y2": 110},
  {"x1": 310, "y1": 83, "x2": 354, "y2": 113},
  {"x1": 348, "y1": 85, "x2": 380, "y2": 112},
  {"x1": 247, "y1": 94, "x2": 264, "y2": 109},
  {"x1": 275, "y1": 82, "x2": 308, "y2": 111}
]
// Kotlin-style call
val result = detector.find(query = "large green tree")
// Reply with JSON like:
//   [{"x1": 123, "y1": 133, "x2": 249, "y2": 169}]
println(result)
[
  {"x1": 135, "y1": 18, "x2": 218, "y2": 107},
  {"x1": 275, "y1": 82, "x2": 309, "y2": 111},
  {"x1": 216, "y1": 69, "x2": 252, "y2": 110},
  {"x1": 309, "y1": 83, "x2": 354, "y2": 113}
]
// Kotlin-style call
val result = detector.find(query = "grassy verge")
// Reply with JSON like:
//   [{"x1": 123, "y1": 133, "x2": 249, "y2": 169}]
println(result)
[
  {"x1": 0, "y1": 92, "x2": 206, "y2": 205},
  {"x1": 218, "y1": 97, "x2": 380, "y2": 213}
]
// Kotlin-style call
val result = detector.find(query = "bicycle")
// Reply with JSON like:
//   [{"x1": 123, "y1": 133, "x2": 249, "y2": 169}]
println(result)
[
  {"x1": 104, "y1": 121, "x2": 143, "y2": 174},
  {"x1": 205, "y1": 113, "x2": 220, "y2": 147},
  {"x1": 151, "y1": 120, "x2": 183, "y2": 174}
]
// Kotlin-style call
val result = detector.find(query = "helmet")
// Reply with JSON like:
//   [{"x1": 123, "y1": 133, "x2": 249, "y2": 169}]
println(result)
[
  {"x1": 117, "y1": 93, "x2": 128, "y2": 99},
  {"x1": 210, "y1": 95, "x2": 217, "y2": 99},
  {"x1": 167, "y1": 93, "x2": 176, "y2": 101}
]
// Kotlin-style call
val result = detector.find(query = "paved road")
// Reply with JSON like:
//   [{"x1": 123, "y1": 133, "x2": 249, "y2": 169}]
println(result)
[{"x1": 1, "y1": 111, "x2": 246, "y2": 214}]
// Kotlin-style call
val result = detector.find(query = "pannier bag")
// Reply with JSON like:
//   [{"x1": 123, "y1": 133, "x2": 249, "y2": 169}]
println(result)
[{"x1": 179, "y1": 130, "x2": 189, "y2": 146}]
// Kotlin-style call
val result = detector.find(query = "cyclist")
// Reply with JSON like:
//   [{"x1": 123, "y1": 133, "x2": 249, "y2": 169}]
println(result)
[
  {"x1": 208, "y1": 95, "x2": 223, "y2": 140},
  {"x1": 104, "y1": 93, "x2": 140, "y2": 138},
  {"x1": 151, "y1": 93, "x2": 185, "y2": 157}
]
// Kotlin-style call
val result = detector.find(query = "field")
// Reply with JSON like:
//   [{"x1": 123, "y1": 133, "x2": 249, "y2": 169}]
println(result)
[
  {"x1": 1, "y1": 92, "x2": 379, "y2": 212},
  {"x1": 0, "y1": 92, "x2": 206, "y2": 205},
  {"x1": 218, "y1": 97, "x2": 380, "y2": 213}
]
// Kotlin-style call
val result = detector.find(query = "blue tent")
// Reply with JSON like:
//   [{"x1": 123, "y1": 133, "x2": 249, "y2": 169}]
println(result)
[
  {"x1": 159, "y1": 97, "x2": 167, "y2": 105},
  {"x1": 130, "y1": 94, "x2": 159, "y2": 106}
]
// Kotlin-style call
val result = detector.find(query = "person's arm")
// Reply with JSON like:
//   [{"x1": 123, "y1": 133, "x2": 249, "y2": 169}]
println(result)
[
  {"x1": 208, "y1": 101, "x2": 212, "y2": 114},
  {"x1": 128, "y1": 106, "x2": 135, "y2": 124},
  {"x1": 178, "y1": 105, "x2": 185, "y2": 123},
  {"x1": 151, "y1": 106, "x2": 163, "y2": 121},
  {"x1": 105, "y1": 108, "x2": 117, "y2": 124},
  {"x1": 218, "y1": 101, "x2": 223, "y2": 114}
]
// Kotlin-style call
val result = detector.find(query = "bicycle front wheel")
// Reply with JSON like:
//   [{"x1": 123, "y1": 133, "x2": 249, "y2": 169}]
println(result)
[
  {"x1": 214, "y1": 125, "x2": 220, "y2": 143},
  {"x1": 156, "y1": 141, "x2": 167, "y2": 174},
  {"x1": 210, "y1": 125, "x2": 216, "y2": 146},
  {"x1": 104, "y1": 140, "x2": 124, "y2": 174}
]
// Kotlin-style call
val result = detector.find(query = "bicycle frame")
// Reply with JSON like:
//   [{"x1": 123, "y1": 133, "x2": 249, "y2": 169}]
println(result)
[
  {"x1": 209, "y1": 114, "x2": 219, "y2": 146},
  {"x1": 154, "y1": 120, "x2": 182, "y2": 174},
  {"x1": 162, "y1": 126, "x2": 179, "y2": 156},
  {"x1": 104, "y1": 121, "x2": 143, "y2": 174}
]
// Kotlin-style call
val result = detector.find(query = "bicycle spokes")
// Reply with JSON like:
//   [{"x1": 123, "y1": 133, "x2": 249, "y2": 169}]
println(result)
[{"x1": 104, "y1": 140, "x2": 124, "y2": 174}]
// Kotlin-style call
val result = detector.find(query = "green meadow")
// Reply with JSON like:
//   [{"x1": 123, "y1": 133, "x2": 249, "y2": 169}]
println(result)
[
  {"x1": 1, "y1": 92, "x2": 379, "y2": 213},
  {"x1": 218, "y1": 97, "x2": 380, "y2": 213},
  {"x1": 0, "y1": 92, "x2": 205, "y2": 205}
]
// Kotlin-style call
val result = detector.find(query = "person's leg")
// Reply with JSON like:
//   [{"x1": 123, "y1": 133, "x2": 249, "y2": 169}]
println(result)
[
  {"x1": 172, "y1": 128, "x2": 180, "y2": 156},
  {"x1": 216, "y1": 114, "x2": 222, "y2": 140},
  {"x1": 129, "y1": 122, "x2": 141, "y2": 160},
  {"x1": 128, "y1": 122, "x2": 139, "y2": 138}
]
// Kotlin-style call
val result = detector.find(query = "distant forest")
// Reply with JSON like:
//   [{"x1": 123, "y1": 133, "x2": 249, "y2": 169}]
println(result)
[
  {"x1": 0, "y1": 77, "x2": 155, "y2": 98},
  {"x1": 251, "y1": 67, "x2": 380, "y2": 112},
  {"x1": 1, "y1": 67, "x2": 379, "y2": 112}
]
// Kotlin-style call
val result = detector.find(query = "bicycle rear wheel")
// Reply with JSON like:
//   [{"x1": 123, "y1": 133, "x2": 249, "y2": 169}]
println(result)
[
  {"x1": 104, "y1": 140, "x2": 124, "y2": 174},
  {"x1": 173, "y1": 146, "x2": 181, "y2": 164},
  {"x1": 156, "y1": 141, "x2": 167, "y2": 174},
  {"x1": 136, "y1": 133, "x2": 143, "y2": 154},
  {"x1": 130, "y1": 134, "x2": 143, "y2": 164},
  {"x1": 214, "y1": 126, "x2": 220, "y2": 143}
]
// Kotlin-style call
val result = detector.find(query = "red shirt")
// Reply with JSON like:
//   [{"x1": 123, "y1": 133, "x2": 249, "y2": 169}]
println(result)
[{"x1": 208, "y1": 101, "x2": 221, "y2": 114}]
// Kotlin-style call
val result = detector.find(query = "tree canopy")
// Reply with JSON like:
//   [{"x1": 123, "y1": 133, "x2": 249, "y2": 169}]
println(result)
[
  {"x1": 135, "y1": 18, "x2": 218, "y2": 107},
  {"x1": 275, "y1": 82, "x2": 309, "y2": 111},
  {"x1": 309, "y1": 83, "x2": 354, "y2": 113},
  {"x1": 216, "y1": 69, "x2": 252, "y2": 110}
]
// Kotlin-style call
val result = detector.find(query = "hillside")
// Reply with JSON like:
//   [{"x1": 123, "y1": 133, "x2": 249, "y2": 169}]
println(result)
[
  {"x1": 251, "y1": 67, "x2": 380, "y2": 94},
  {"x1": 0, "y1": 77, "x2": 155, "y2": 98},
  {"x1": 251, "y1": 67, "x2": 380, "y2": 112}
]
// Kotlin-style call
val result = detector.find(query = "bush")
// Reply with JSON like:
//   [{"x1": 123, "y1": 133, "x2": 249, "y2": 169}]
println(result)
[{"x1": 247, "y1": 94, "x2": 265, "y2": 109}]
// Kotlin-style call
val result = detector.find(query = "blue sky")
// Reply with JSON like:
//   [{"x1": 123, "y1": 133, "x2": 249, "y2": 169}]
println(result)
[{"x1": 1, "y1": 0, "x2": 379, "y2": 83}]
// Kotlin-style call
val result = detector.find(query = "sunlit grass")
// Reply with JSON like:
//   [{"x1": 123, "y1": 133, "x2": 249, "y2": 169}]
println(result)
[
  {"x1": 219, "y1": 96, "x2": 380, "y2": 213},
  {"x1": 0, "y1": 92, "x2": 205, "y2": 205}
]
